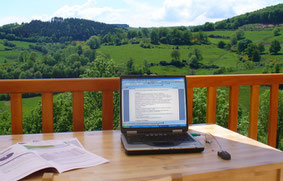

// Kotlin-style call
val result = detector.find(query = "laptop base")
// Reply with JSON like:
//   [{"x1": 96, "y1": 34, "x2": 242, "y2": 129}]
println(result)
[
  {"x1": 121, "y1": 134, "x2": 204, "y2": 155},
  {"x1": 124, "y1": 147, "x2": 204, "y2": 155}
]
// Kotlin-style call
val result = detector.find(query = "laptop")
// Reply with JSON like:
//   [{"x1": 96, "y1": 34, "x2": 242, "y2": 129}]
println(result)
[{"x1": 120, "y1": 75, "x2": 204, "y2": 155}]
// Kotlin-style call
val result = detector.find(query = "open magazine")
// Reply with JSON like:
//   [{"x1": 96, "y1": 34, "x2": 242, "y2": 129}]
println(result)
[{"x1": 0, "y1": 138, "x2": 108, "y2": 181}]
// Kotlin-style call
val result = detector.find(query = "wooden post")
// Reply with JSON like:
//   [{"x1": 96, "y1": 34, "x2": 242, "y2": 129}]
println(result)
[
  {"x1": 73, "y1": 91, "x2": 84, "y2": 131},
  {"x1": 268, "y1": 84, "x2": 279, "y2": 147},
  {"x1": 187, "y1": 88, "x2": 193, "y2": 125},
  {"x1": 248, "y1": 85, "x2": 260, "y2": 140},
  {"x1": 42, "y1": 93, "x2": 53, "y2": 133},
  {"x1": 228, "y1": 86, "x2": 239, "y2": 132},
  {"x1": 206, "y1": 87, "x2": 217, "y2": 124},
  {"x1": 102, "y1": 91, "x2": 113, "y2": 130},
  {"x1": 10, "y1": 93, "x2": 23, "y2": 134}
]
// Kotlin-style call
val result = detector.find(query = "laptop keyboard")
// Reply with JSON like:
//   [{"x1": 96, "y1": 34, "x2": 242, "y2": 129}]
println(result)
[{"x1": 126, "y1": 133, "x2": 195, "y2": 144}]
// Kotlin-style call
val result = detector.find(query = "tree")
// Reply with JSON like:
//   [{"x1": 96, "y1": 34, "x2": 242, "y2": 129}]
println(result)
[
  {"x1": 29, "y1": 52, "x2": 37, "y2": 61},
  {"x1": 3, "y1": 39, "x2": 16, "y2": 47},
  {"x1": 87, "y1": 35, "x2": 101, "y2": 49},
  {"x1": 273, "y1": 27, "x2": 280, "y2": 36},
  {"x1": 237, "y1": 39, "x2": 252, "y2": 53},
  {"x1": 272, "y1": 63, "x2": 281, "y2": 73},
  {"x1": 77, "y1": 45, "x2": 83, "y2": 55},
  {"x1": 196, "y1": 31, "x2": 208, "y2": 43},
  {"x1": 188, "y1": 48, "x2": 203, "y2": 61},
  {"x1": 102, "y1": 33, "x2": 113, "y2": 43},
  {"x1": 67, "y1": 54, "x2": 80, "y2": 64},
  {"x1": 150, "y1": 29, "x2": 159, "y2": 45},
  {"x1": 0, "y1": 112, "x2": 11, "y2": 134},
  {"x1": 189, "y1": 55, "x2": 200, "y2": 69},
  {"x1": 257, "y1": 42, "x2": 265, "y2": 54},
  {"x1": 171, "y1": 50, "x2": 180, "y2": 61},
  {"x1": 143, "y1": 60, "x2": 151, "y2": 75},
  {"x1": 127, "y1": 30, "x2": 138, "y2": 39},
  {"x1": 230, "y1": 36, "x2": 237, "y2": 46},
  {"x1": 83, "y1": 47, "x2": 95, "y2": 61},
  {"x1": 203, "y1": 22, "x2": 215, "y2": 31},
  {"x1": 141, "y1": 28, "x2": 149, "y2": 37},
  {"x1": 126, "y1": 58, "x2": 135, "y2": 75},
  {"x1": 171, "y1": 28, "x2": 182, "y2": 45},
  {"x1": 235, "y1": 29, "x2": 245, "y2": 40},
  {"x1": 81, "y1": 53, "x2": 120, "y2": 130},
  {"x1": 215, "y1": 21, "x2": 226, "y2": 29},
  {"x1": 269, "y1": 40, "x2": 281, "y2": 55},
  {"x1": 218, "y1": 41, "x2": 226, "y2": 49},
  {"x1": 19, "y1": 51, "x2": 28, "y2": 62},
  {"x1": 192, "y1": 88, "x2": 243, "y2": 128},
  {"x1": 34, "y1": 71, "x2": 42, "y2": 78},
  {"x1": 183, "y1": 30, "x2": 192, "y2": 45},
  {"x1": 257, "y1": 89, "x2": 283, "y2": 149},
  {"x1": 245, "y1": 43, "x2": 261, "y2": 62},
  {"x1": 113, "y1": 35, "x2": 121, "y2": 46}
]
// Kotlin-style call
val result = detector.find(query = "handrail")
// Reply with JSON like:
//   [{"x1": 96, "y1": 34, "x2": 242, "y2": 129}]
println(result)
[{"x1": 0, "y1": 74, "x2": 282, "y2": 148}]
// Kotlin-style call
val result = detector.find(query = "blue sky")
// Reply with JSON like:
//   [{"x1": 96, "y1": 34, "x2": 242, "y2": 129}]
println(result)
[{"x1": 0, "y1": 0, "x2": 282, "y2": 27}]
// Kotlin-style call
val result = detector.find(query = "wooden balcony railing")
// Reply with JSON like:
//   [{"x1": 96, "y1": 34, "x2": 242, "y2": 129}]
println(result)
[{"x1": 0, "y1": 74, "x2": 282, "y2": 148}]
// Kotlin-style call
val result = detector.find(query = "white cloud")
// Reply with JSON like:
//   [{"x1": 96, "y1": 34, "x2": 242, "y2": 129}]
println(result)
[
  {"x1": 53, "y1": 0, "x2": 126, "y2": 24},
  {"x1": 0, "y1": 15, "x2": 51, "y2": 26},
  {"x1": 0, "y1": 0, "x2": 281, "y2": 27},
  {"x1": 145, "y1": 0, "x2": 283, "y2": 27},
  {"x1": 0, "y1": 16, "x2": 26, "y2": 26}
]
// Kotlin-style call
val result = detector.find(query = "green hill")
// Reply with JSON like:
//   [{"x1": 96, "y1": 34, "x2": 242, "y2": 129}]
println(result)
[
  {"x1": 192, "y1": 3, "x2": 283, "y2": 31},
  {"x1": 0, "y1": 17, "x2": 122, "y2": 42}
]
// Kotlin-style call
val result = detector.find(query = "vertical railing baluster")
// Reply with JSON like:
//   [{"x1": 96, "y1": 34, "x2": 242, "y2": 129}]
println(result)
[
  {"x1": 268, "y1": 84, "x2": 279, "y2": 147},
  {"x1": 42, "y1": 93, "x2": 54, "y2": 133},
  {"x1": 73, "y1": 91, "x2": 84, "y2": 131},
  {"x1": 102, "y1": 91, "x2": 113, "y2": 130},
  {"x1": 10, "y1": 93, "x2": 23, "y2": 134},
  {"x1": 228, "y1": 86, "x2": 239, "y2": 132},
  {"x1": 248, "y1": 85, "x2": 260, "y2": 140},
  {"x1": 187, "y1": 87, "x2": 193, "y2": 125},
  {"x1": 206, "y1": 87, "x2": 217, "y2": 124}
]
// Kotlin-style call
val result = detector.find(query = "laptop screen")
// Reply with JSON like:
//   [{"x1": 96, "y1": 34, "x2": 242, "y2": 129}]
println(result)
[{"x1": 121, "y1": 76, "x2": 187, "y2": 129}]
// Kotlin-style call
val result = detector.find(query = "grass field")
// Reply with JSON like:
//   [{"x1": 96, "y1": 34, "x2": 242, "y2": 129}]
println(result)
[
  {"x1": 0, "y1": 43, "x2": 5, "y2": 50},
  {"x1": 0, "y1": 50, "x2": 21, "y2": 64},
  {"x1": 206, "y1": 27, "x2": 283, "y2": 44},
  {"x1": 0, "y1": 94, "x2": 63, "y2": 120},
  {"x1": 220, "y1": 85, "x2": 269, "y2": 112},
  {"x1": 150, "y1": 65, "x2": 190, "y2": 75},
  {"x1": 12, "y1": 40, "x2": 35, "y2": 49},
  {"x1": 1, "y1": 28, "x2": 282, "y2": 124},
  {"x1": 0, "y1": 96, "x2": 42, "y2": 118},
  {"x1": 99, "y1": 44, "x2": 182, "y2": 65},
  {"x1": 0, "y1": 39, "x2": 36, "y2": 65},
  {"x1": 99, "y1": 43, "x2": 240, "y2": 68}
]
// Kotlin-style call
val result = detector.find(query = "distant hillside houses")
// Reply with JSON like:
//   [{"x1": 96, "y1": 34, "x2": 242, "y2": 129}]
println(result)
[
  {"x1": 111, "y1": 24, "x2": 129, "y2": 28},
  {"x1": 255, "y1": 24, "x2": 283, "y2": 29}
]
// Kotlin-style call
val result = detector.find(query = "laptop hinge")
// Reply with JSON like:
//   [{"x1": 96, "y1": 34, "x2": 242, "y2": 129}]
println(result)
[
  {"x1": 126, "y1": 131, "x2": 137, "y2": 135},
  {"x1": 172, "y1": 129, "x2": 183, "y2": 133}
]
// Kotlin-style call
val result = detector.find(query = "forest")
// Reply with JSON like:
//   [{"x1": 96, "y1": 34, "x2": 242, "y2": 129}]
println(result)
[
  {"x1": 192, "y1": 3, "x2": 283, "y2": 31},
  {"x1": 0, "y1": 17, "x2": 122, "y2": 42},
  {"x1": 0, "y1": 3, "x2": 282, "y2": 150}
]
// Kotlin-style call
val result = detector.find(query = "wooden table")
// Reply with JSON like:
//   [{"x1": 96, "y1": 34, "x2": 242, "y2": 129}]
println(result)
[{"x1": 1, "y1": 124, "x2": 282, "y2": 181}]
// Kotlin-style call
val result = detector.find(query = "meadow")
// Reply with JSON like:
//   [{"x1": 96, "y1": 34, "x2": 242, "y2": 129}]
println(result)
[
  {"x1": 99, "y1": 28, "x2": 283, "y2": 76},
  {"x1": 98, "y1": 28, "x2": 282, "y2": 116},
  {"x1": 0, "y1": 96, "x2": 41, "y2": 118},
  {"x1": 99, "y1": 43, "x2": 241, "y2": 71},
  {"x1": 0, "y1": 28, "x2": 282, "y2": 124},
  {"x1": 0, "y1": 40, "x2": 36, "y2": 65}
]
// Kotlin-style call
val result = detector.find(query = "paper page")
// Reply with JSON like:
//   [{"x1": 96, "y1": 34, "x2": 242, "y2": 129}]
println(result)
[
  {"x1": 22, "y1": 139, "x2": 109, "y2": 173},
  {"x1": 21, "y1": 138, "x2": 84, "y2": 149},
  {"x1": 0, "y1": 144, "x2": 52, "y2": 181}
]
